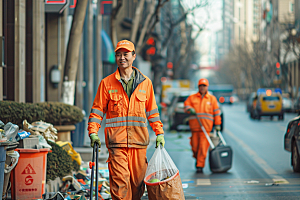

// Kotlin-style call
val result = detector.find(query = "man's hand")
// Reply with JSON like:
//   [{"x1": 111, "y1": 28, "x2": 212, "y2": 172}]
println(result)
[
  {"x1": 187, "y1": 108, "x2": 196, "y2": 115},
  {"x1": 156, "y1": 134, "x2": 165, "y2": 148},
  {"x1": 90, "y1": 133, "x2": 101, "y2": 148},
  {"x1": 215, "y1": 125, "x2": 221, "y2": 132}
]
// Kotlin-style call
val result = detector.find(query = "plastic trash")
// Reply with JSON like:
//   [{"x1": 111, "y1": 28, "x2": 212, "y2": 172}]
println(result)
[
  {"x1": 4, "y1": 122, "x2": 19, "y2": 142},
  {"x1": 38, "y1": 135, "x2": 52, "y2": 149},
  {"x1": 4, "y1": 151, "x2": 19, "y2": 173},
  {"x1": 42, "y1": 192, "x2": 64, "y2": 200},
  {"x1": 16, "y1": 130, "x2": 31, "y2": 141}
]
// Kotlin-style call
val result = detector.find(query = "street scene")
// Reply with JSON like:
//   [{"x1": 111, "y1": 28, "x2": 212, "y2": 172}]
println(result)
[
  {"x1": 156, "y1": 103, "x2": 300, "y2": 199},
  {"x1": 1, "y1": 0, "x2": 300, "y2": 200}
]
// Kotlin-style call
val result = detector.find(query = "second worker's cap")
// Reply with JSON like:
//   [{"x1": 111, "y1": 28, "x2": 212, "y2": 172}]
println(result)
[{"x1": 198, "y1": 78, "x2": 209, "y2": 86}]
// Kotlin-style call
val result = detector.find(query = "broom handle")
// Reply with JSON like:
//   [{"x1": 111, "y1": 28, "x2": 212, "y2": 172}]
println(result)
[{"x1": 195, "y1": 114, "x2": 215, "y2": 149}]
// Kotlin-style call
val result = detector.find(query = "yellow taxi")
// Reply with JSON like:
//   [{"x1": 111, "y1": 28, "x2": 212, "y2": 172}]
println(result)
[{"x1": 252, "y1": 88, "x2": 284, "y2": 120}]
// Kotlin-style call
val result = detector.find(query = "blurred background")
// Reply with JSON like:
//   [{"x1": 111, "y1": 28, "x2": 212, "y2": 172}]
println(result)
[{"x1": 0, "y1": 0, "x2": 300, "y2": 146}]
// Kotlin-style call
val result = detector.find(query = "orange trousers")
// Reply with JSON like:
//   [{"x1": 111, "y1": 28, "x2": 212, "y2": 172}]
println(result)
[
  {"x1": 107, "y1": 147, "x2": 147, "y2": 200},
  {"x1": 190, "y1": 131, "x2": 210, "y2": 168}
]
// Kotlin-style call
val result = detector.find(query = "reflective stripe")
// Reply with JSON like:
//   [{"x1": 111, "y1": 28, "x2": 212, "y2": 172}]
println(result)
[
  {"x1": 148, "y1": 116, "x2": 160, "y2": 123},
  {"x1": 88, "y1": 117, "x2": 102, "y2": 124},
  {"x1": 213, "y1": 108, "x2": 220, "y2": 112},
  {"x1": 90, "y1": 109, "x2": 104, "y2": 117},
  {"x1": 196, "y1": 113, "x2": 213, "y2": 117},
  {"x1": 189, "y1": 116, "x2": 214, "y2": 121},
  {"x1": 106, "y1": 121, "x2": 147, "y2": 128},
  {"x1": 106, "y1": 116, "x2": 146, "y2": 123},
  {"x1": 214, "y1": 113, "x2": 221, "y2": 116},
  {"x1": 184, "y1": 106, "x2": 192, "y2": 112},
  {"x1": 146, "y1": 108, "x2": 159, "y2": 118}
]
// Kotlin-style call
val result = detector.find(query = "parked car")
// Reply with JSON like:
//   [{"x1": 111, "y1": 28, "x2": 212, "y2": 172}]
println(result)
[
  {"x1": 284, "y1": 116, "x2": 300, "y2": 172},
  {"x1": 251, "y1": 89, "x2": 284, "y2": 120},
  {"x1": 283, "y1": 97, "x2": 293, "y2": 112},
  {"x1": 168, "y1": 90, "x2": 224, "y2": 132},
  {"x1": 293, "y1": 96, "x2": 300, "y2": 114},
  {"x1": 215, "y1": 93, "x2": 236, "y2": 104},
  {"x1": 246, "y1": 92, "x2": 257, "y2": 112}
]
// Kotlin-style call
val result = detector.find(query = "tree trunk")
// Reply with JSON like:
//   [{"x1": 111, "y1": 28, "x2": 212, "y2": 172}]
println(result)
[
  {"x1": 131, "y1": 0, "x2": 145, "y2": 43},
  {"x1": 61, "y1": 0, "x2": 88, "y2": 105},
  {"x1": 136, "y1": 0, "x2": 156, "y2": 53},
  {"x1": 110, "y1": 0, "x2": 123, "y2": 47}
]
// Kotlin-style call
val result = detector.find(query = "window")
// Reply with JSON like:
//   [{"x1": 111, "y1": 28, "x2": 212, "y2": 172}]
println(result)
[{"x1": 262, "y1": 96, "x2": 280, "y2": 101}]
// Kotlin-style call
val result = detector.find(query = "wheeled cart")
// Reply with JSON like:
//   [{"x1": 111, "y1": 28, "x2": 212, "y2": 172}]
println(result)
[
  {"x1": 89, "y1": 143, "x2": 104, "y2": 200},
  {"x1": 195, "y1": 115, "x2": 233, "y2": 173}
]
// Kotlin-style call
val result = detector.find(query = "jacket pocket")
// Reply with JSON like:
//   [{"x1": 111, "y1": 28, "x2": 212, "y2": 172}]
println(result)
[
  {"x1": 204, "y1": 102, "x2": 212, "y2": 113},
  {"x1": 109, "y1": 94, "x2": 123, "y2": 117},
  {"x1": 136, "y1": 93, "x2": 147, "y2": 114}
]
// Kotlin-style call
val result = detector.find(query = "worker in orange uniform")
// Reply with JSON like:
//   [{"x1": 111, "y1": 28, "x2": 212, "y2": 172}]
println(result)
[
  {"x1": 87, "y1": 40, "x2": 165, "y2": 199},
  {"x1": 184, "y1": 78, "x2": 221, "y2": 173}
]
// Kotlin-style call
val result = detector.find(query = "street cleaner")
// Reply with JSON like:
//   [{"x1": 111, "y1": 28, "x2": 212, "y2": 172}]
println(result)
[
  {"x1": 184, "y1": 78, "x2": 221, "y2": 173},
  {"x1": 87, "y1": 40, "x2": 165, "y2": 199}
]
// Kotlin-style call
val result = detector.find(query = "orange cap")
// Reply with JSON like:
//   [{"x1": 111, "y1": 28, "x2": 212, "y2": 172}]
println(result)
[
  {"x1": 114, "y1": 40, "x2": 135, "y2": 52},
  {"x1": 198, "y1": 78, "x2": 209, "y2": 86}
]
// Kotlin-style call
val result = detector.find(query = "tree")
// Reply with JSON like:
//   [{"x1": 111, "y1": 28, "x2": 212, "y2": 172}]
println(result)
[
  {"x1": 110, "y1": 0, "x2": 123, "y2": 47},
  {"x1": 61, "y1": 0, "x2": 88, "y2": 105},
  {"x1": 149, "y1": 0, "x2": 209, "y2": 87}
]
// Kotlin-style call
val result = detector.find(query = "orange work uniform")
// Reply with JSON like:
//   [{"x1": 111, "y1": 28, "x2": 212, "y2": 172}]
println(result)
[
  {"x1": 184, "y1": 92, "x2": 221, "y2": 168},
  {"x1": 88, "y1": 67, "x2": 164, "y2": 199}
]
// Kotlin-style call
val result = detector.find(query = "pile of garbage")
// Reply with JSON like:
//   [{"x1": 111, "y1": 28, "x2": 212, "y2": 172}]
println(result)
[
  {"x1": 1, "y1": 119, "x2": 115, "y2": 200},
  {"x1": 43, "y1": 162, "x2": 112, "y2": 200},
  {"x1": 23, "y1": 119, "x2": 58, "y2": 142},
  {"x1": 0, "y1": 119, "x2": 55, "y2": 149}
]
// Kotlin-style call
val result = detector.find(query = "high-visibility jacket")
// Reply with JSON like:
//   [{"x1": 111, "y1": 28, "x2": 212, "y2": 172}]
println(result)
[
  {"x1": 88, "y1": 67, "x2": 164, "y2": 148},
  {"x1": 184, "y1": 92, "x2": 221, "y2": 132}
]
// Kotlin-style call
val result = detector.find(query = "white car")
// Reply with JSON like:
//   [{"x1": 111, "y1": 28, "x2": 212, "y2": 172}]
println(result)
[{"x1": 283, "y1": 97, "x2": 293, "y2": 112}]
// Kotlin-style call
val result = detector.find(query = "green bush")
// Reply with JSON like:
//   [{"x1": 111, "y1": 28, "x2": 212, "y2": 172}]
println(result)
[{"x1": 0, "y1": 101, "x2": 84, "y2": 127}]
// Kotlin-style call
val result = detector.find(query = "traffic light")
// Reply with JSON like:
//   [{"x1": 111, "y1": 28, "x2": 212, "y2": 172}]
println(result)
[
  {"x1": 167, "y1": 62, "x2": 173, "y2": 69},
  {"x1": 275, "y1": 62, "x2": 281, "y2": 76},
  {"x1": 146, "y1": 47, "x2": 156, "y2": 56},
  {"x1": 142, "y1": 37, "x2": 156, "y2": 60},
  {"x1": 146, "y1": 37, "x2": 155, "y2": 46}
]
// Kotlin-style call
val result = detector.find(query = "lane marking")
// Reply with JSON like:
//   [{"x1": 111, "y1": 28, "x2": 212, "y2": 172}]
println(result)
[
  {"x1": 196, "y1": 179, "x2": 211, "y2": 185},
  {"x1": 181, "y1": 178, "x2": 300, "y2": 186},
  {"x1": 273, "y1": 178, "x2": 289, "y2": 184},
  {"x1": 224, "y1": 128, "x2": 289, "y2": 184}
]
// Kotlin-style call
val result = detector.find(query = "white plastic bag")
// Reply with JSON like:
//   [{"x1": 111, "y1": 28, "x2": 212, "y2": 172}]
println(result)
[
  {"x1": 4, "y1": 151, "x2": 19, "y2": 173},
  {"x1": 145, "y1": 146, "x2": 178, "y2": 182},
  {"x1": 4, "y1": 122, "x2": 19, "y2": 142},
  {"x1": 38, "y1": 135, "x2": 52, "y2": 149},
  {"x1": 144, "y1": 146, "x2": 185, "y2": 200}
]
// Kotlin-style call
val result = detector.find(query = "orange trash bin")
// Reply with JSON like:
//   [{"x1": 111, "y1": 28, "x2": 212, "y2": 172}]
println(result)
[{"x1": 10, "y1": 148, "x2": 50, "y2": 200}]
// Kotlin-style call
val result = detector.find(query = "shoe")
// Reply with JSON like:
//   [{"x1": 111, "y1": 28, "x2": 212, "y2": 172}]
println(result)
[{"x1": 196, "y1": 167, "x2": 203, "y2": 173}]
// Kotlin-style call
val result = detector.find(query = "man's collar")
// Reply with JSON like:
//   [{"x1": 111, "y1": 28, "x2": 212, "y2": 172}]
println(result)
[
  {"x1": 196, "y1": 92, "x2": 208, "y2": 98},
  {"x1": 115, "y1": 67, "x2": 136, "y2": 80}
]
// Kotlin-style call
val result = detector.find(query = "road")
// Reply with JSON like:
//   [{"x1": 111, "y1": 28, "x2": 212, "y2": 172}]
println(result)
[{"x1": 146, "y1": 103, "x2": 300, "y2": 199}]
